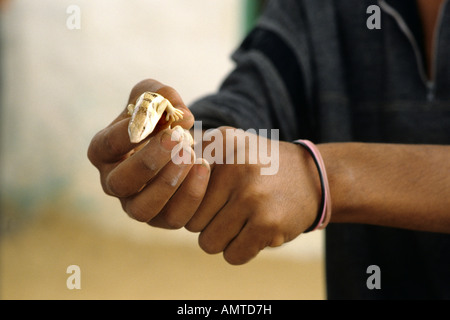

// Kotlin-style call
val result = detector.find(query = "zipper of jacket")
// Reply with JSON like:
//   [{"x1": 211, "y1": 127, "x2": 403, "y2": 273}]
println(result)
[
  {"x1": 428, "y1": 0, "x2": 448, "y2": 101},
  {"x1": 378, "y1": 0, "x2": 448, "y2": 102}
]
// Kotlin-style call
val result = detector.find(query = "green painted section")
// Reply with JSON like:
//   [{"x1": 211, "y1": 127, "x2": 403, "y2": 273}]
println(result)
[{"x1": 243, "y1": 0, "x2": 266, "y2": 34}]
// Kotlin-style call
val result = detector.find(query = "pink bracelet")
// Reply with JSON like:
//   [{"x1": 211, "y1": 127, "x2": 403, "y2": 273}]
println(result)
[{"x1": 294, "y1": 140, "x2": 332, "y2": 231}]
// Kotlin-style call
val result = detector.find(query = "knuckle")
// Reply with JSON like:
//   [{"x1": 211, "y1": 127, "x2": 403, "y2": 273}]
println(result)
[
  {"x1": 158, "y1": 165, "x2": 191, "y2": 191},
  {"x1": 102, "y1": 129, "x2": 123, "y2": 159},
  {"x1": 223, "y1": 250, "x2": 248, "y2": 266},
  {"x1": 139, "y1": 153, "x2": 159, "y2": 173},
  {"x1": 184, "y1": 221, "x2": 202, "y2": 233},
  {"x1": 256, "y1": 213, "x2": 283, "y2": 234},
  {"x1": 198, "y1": 233, "x2": 222, "y2": 254},
  {"x1": 237, "y1": 185, "x2": 268, "y2": 206},
  {"x1": 251, "y1": 213, "x2": 286, "y2": 248},
  {"x1": 125, "y1": 201, "x2": 153, "y2": 223},
  {"x1": 184, "y1": 114, "x2": 194, "y2": 129},
  {"x1": 184, "y1": 186, "x2": 204, "y2": 203},
  {"x1": 101, "y1": 178, "x2": 115, "y2": 197},
  {"x1": 162, "y1": 212, "x2": 185, "y2": 230},
  {"x1": 159, "y1": 172, "x2": 179, "y2": 189},
  {"x1": 105, "y1": 172, "x2": 129, "y2": 198},
  {"x1": 87, "y1": 132, "x2": 103, "y2": 166},
  {"x1": 129, "y1": 79, "x2": 161, "y2": 101},
  {"x1": 269, "y1": 234, "x2": 285, "y2": 248}
]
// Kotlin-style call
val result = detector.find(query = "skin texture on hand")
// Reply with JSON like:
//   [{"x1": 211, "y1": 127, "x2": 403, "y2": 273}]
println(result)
[
  {"x1": 88, "y1": 80, "x2": 323, "y2": 265},
  {"x1": 181, "y1": 127, "x2": 321, "y2": 265},
  {"x1": 146, "y1": 126, "x2": 322, "y2": 265}
]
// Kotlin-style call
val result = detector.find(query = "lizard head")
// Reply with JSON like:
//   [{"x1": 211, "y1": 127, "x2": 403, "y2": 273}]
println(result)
[{"x1": 128, "y1": 92, "x2": 168, "y2": 143}]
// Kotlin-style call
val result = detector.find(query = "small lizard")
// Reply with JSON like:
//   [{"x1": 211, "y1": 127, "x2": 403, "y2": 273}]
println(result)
[{"x1": 127, "y1": 91, "x2": 186, "y2": 144}]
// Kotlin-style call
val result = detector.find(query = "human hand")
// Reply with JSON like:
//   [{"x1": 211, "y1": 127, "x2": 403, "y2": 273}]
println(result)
[
  {"x1": 87, "y1": 79, "x2": 211, "y2": 227},
  {"x1": 182, "y1": 127, "x2": 322, "y2": 265}
]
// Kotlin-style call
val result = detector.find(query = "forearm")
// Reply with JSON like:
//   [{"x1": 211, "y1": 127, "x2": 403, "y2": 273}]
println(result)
[{"x1": 319, "y1": 143, "x2": 450, "y2": 233}]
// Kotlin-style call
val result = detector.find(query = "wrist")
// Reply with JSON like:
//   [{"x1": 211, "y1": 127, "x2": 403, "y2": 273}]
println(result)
[
  {"x1": 316, "y1": 143, "x2": 360, "y2": 224},
  {"x1": 294, "y1": 140, "x2": 333, "y2": 231}
]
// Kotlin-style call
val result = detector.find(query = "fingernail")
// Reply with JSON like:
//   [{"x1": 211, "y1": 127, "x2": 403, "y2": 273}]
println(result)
[
  {"x1": 171, "y1": 145, "x2": 195, "y2": 166},
  {"x1": 196, "y1": 158, "x2": 210, "y2": 178},
  {"x1": 161, "y1": 130, "x2": 181, "y2": 151},
  {"x1": 172, "y1": 126, "x2": 185, "y2": 142}
]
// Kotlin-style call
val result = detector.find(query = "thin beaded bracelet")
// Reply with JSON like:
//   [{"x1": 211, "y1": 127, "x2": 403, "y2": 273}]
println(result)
[{"x1": 294, "y1": 140, "x2": 332, "y2": 232}]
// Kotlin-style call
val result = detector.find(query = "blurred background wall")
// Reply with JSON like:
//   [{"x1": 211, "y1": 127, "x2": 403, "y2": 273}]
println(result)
[{"x1": 0, "y1": 0, "x2": 325, "y2": 299}]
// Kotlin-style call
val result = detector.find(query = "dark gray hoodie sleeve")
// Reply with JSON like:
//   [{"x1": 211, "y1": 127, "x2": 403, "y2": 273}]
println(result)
[{"x1": 188, "y1": 0, "x2": 314, "y2": 142}]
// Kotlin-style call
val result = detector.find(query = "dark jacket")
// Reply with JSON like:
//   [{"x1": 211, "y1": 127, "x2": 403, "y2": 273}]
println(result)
[{"x1": 190, "y1": 0, "x2": 450, "y2": 299}]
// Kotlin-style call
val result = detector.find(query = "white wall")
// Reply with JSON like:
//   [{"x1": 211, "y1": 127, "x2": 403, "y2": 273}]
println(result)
[{"x1": 1, "y1": 0, "x2": 324, "y2": 261}]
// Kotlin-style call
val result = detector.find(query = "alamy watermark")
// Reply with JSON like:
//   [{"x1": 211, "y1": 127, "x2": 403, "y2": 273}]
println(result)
[
  {"x1": 66, "y1": 4, "x2": 380, "y2": 31},
  {"x1": 366, "y1": 265, "x2": 381, "y2": 290},
  {"x1": 170, "y1": 121, "x2": 280, "y2": 176},
  {"x1": 66, "y1": 265, "x2": 81, "y2": 289},
  {"x1": 66, "y1": 5, "x2": 81, "y2": 30},
  {"x1": 367, "y1": 5, "x2": 381, "y2": 30}
]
